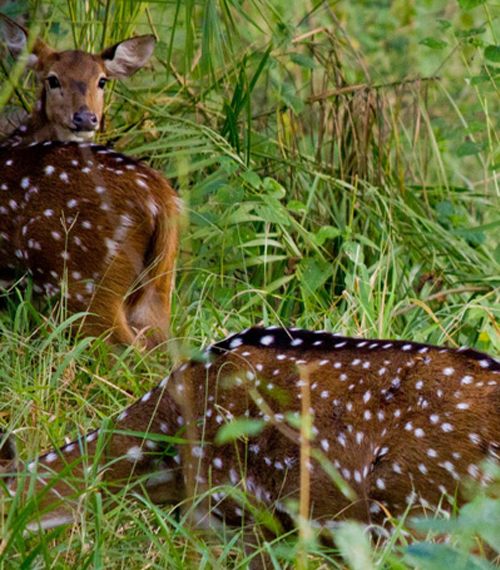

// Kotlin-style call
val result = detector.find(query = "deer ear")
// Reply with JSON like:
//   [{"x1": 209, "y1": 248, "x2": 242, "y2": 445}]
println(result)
[
  {"x1": 0, "y1": 13, "x2": 29, "y2": 59},
  {"x1": 0, "y1": 14, "x2": 54, "y2": 71},
  {"x1": 101, "y1": 34, "x2": 156, "y2": 79}
]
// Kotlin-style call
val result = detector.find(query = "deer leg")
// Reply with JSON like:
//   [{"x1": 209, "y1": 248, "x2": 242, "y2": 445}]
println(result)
[
  {"x1": 79, "y1": 246, "x2": 155, "y2": 347},
  {"x1": 68, "y1": 292, "x2": 136, "y2": 346},
  {"x1": 126, "y1": 285, "x2": 169, "y2": 349},
  {"x1": 66, "y1": 270, "x2": 138, "y2": 346},
  {"x1": 125, "y1": 218, "x2": 178, "y2": 349}
]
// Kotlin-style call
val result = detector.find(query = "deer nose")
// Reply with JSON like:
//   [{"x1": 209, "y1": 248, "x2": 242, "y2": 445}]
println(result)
[{"x1": 72, "y1": 112, "x2": 98, "y2": 131}]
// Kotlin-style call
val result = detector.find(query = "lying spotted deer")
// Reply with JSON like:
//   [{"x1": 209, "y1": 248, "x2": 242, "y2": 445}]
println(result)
[
  {"x1": 1, "y1": 327, "x2": 499, "y2": 557},
  {"x1": 0, "y1": 16, "x2": 179, "y2": 346}
]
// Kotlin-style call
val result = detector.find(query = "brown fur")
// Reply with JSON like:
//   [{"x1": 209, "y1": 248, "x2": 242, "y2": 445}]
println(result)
[
  {"x1": 0, "y1": 17, "x2": 177, "y2": 346},
  {"x1": 3, "y1": 327, "x2": 500, "y2": 550},
  {"x1": 0, "y1": 141, "x2": 179, "y2": 346}
]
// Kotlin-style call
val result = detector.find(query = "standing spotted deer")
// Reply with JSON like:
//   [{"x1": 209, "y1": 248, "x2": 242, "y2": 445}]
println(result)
[
  {"x1": 0, "y1": 16, "x2": 180, "y2": 347},
  {"x1": 2, "y1": 327, "x2": 500, "y2": 562}
]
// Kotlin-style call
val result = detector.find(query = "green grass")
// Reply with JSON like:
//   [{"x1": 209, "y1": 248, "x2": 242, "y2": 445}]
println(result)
[{"x1": 2, "y1": 0, "x2": 500, "y2": 567}]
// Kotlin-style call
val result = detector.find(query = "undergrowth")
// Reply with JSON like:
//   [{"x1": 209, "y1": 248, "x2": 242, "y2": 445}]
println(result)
[{"x1": 2, "y1": 0, "x2": 500, "y2": 568}]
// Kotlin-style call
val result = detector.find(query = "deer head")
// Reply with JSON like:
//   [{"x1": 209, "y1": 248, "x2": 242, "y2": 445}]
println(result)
[{"x1": 0, "y1": 14, "x2": 156, "y2": 144}]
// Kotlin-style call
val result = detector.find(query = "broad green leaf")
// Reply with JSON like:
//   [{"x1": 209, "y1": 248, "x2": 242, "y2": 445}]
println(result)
[
  {"x1": 219, "y1": 157, "x2": 239, "y2": 175},
  {"x1": 215, "y1": 418, "x2": 265, "y2": 444},
  {"x1": 290, "y1": 52, "x2": 315, "y2": 69},
  {"x1": 485, "y1": 45, "x2": 500, "y2": 62},
  {"x1": 280, "y1": 90, "x2": 305, "y2": 114},
  {"x1": 467, "y1": 120, "x2": 487, "y2": 133},
  {"x1": 1, "y1": 0, "x2": 29, "y2": 18},
  {"x1": 456, "y1": 141, "x2": 486, "y2": 157},
  {"x1": 342, "y1": 241, "x2": 364, "y2": 263},
  {"x1": 287, "y1": 200, "x2": 307, "y2": 214},
  {"x1": 255, "y1": 201, "x2": 292, "y2": 226},
  {"x1": 436, "y1": 201, "x2": 454, "y2": 216},
  {"x1": 419, "y1": 38, "x2": 448, "y2": 49},
  {"x1": 438, "y1": 19, "x2": 452, "y2": 30},
  {"x1": 299, "y1": 258, "x2": 333, "y2": 293},
  {"x1": 454, "y1": 227, "x2": 486, "y2": 245},
  {"x1": 456, "y1": 26, "x2": 486, "y2": 37},
  {"x1": 215, "y1": 185, "x2": 244, "y2": 205},
  {"x1": 262, "y1": 177, "x2": 286, "y2": 199},
  {"x1": 405, "y1": 542, "x2": 494, "y2": 570},
  {"x1": 241, "y1": 170, "x2": 261, "y2": 188},
  {"x1": 457, "y1": 0, "x2": 486, "y2": 9},
  {"x1": 189, "y1": 211, "x2": 217, "y2": 227},
  {"x1": 314, "y1": 226, "x2": 342, "y2": 246},
  {"x1": 460, "y1": 497, "x2": 500, "y2": 553}
]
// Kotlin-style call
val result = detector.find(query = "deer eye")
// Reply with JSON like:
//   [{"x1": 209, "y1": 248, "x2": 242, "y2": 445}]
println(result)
[
  {"x1": 98, "y1": 77, "x2": 107, "y2": 89},
  {"x1": 47, "y1": 75, "x2": 61, "y2": 89}
]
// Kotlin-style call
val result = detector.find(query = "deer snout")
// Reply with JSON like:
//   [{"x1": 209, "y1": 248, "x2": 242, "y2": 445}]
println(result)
[{"x1": 72, "y1": 111, "x2": 99, "y2": 132}]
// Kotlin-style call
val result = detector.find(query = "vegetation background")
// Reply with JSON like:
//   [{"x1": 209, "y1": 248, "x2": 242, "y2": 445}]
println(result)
[{"x1": 1, "y1": 0, "x2": 500, "y2": 567}]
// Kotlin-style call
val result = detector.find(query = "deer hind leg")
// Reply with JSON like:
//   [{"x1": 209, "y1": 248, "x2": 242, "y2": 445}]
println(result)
[
  {"x1": 66, "y1": 255, "x2": 143, "y2": 347},
  {"x1": 85, "y1": 299, "x2": 137, "y2": 346},
  {"x1": 67, "y1": 287, "x2": 137, "y2": 346},
  {"x1": 125, "y1": 213, "x2": 178, "y2": 349},
  {"x1": 125, "y1": 284, "x2": 169, "y2": 349},
  {"x1": 125, "y1": 258, "x2": 174, "y2": 349},
  {"x1": 125, "y1": 188, "x2": 180, "y2": 349}
]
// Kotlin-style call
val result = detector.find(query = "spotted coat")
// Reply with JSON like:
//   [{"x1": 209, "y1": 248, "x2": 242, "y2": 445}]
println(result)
[
  {"x1": 2, "y1": 327, "x2": 500, "y2": 532},
  {"x1": 0, "y1": 141, "x2": 180, "y2": 346}
]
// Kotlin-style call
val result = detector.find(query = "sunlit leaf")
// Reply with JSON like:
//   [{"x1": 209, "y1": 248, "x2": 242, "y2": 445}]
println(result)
[
  {"x1": 419, "y1": 38, "x2": 448, "y2": 49},
  {"x1": 215, "y1": 419, "x2": 265, "y2": 444},
  {"x1": 457, "y1": 0, "x2": 486, "y2": 9},
  {"x1": 484, "y1": 45, "x2": 500, "y2": 62}
]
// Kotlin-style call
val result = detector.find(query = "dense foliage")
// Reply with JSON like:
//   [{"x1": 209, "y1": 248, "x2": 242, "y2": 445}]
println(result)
[{"x1": 2, "y1": 0, "x2": 500, "y2": 568}]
